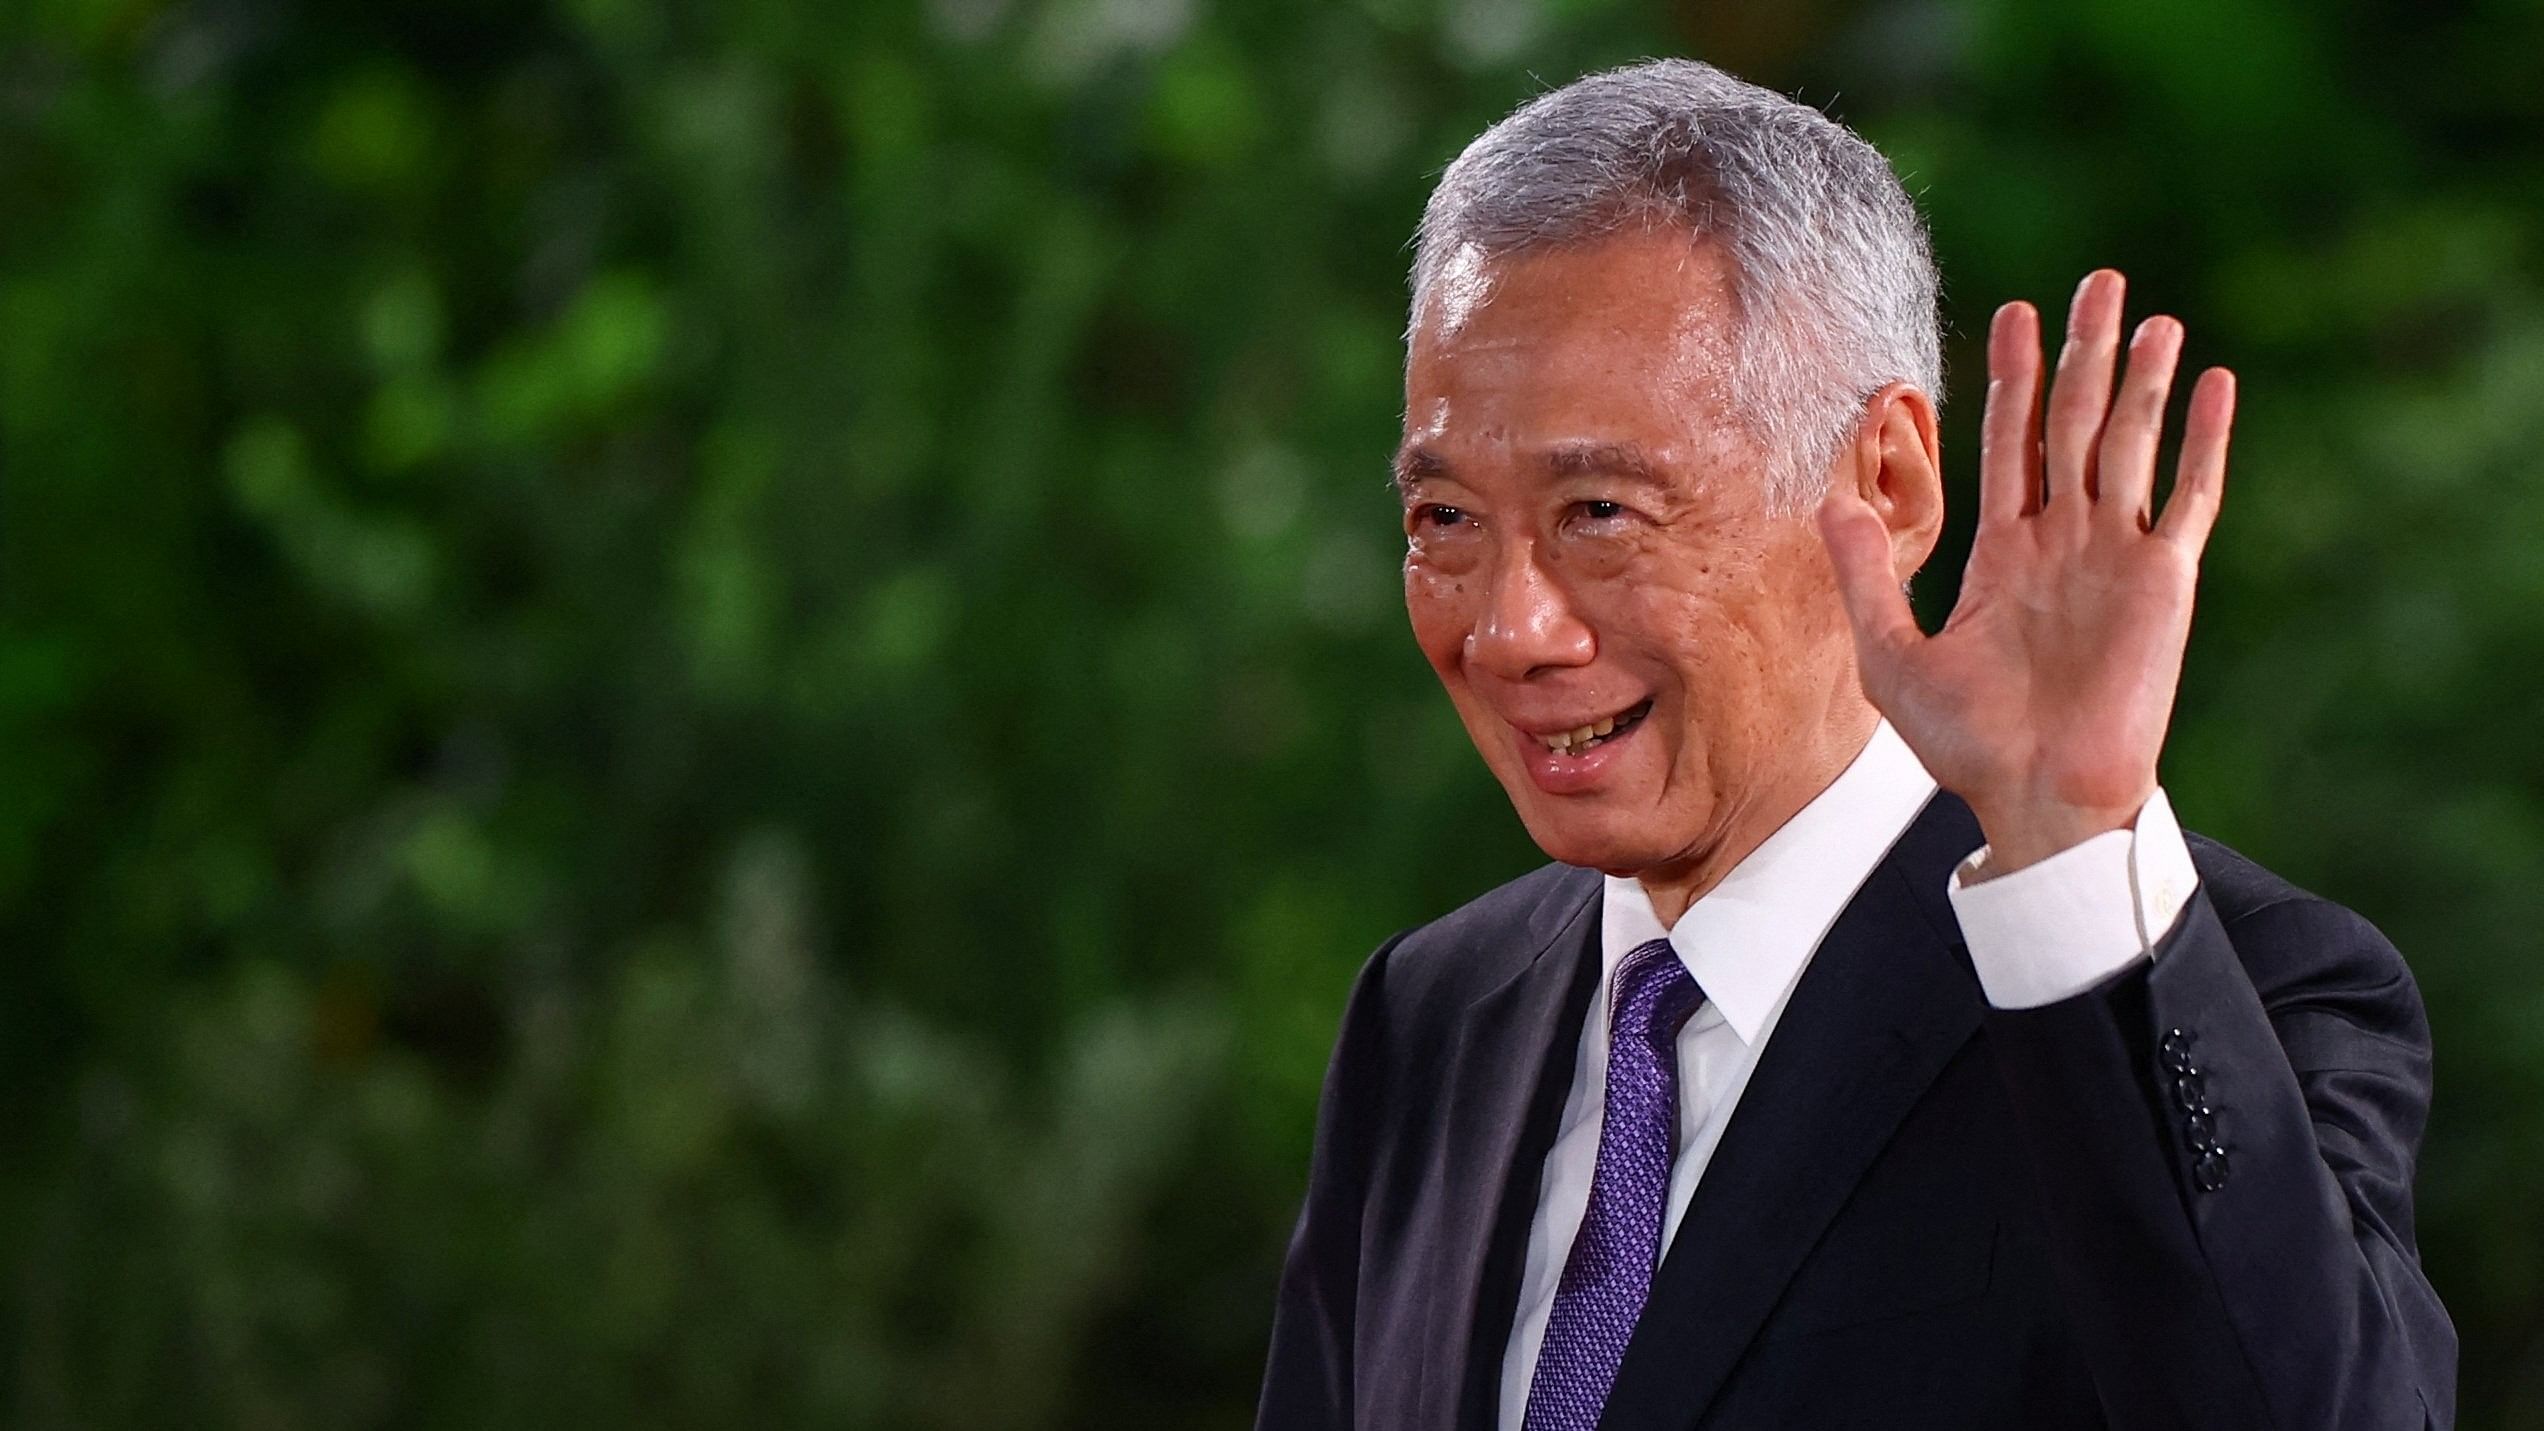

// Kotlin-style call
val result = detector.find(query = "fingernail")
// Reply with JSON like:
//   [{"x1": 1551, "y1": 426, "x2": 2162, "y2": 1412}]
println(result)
[{"x1": 2069, "y1": 273, "x2": 2109, "y2": 332}]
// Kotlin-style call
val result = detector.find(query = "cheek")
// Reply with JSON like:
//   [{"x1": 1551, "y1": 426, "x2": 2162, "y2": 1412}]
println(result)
[
  {"x1": 1596, "y1": 547, "x2": 1775, "y2": 696},
  {"x1": 1403, "y1": 558, "x2": 1476, "y2": 667},
  {"x1": 1664, "y1": 545, "x2": 1847, "y2": 721},
  {"x1": 1573, "y1": 532, "x2": 1716, "y2": 635},
  {"x1": 1530, "y1": 529, "x2": 1657, "y2": 638},
  {"x1": 1555, "y1": 529, "x2": 1636, "y2": 582},
  {"x1": 1742, "y1": 533, "x2": 1852, "y2": 665}
]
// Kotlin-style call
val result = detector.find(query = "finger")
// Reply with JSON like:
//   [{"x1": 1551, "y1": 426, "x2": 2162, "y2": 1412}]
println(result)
[
  {"x1": 2094, "y1": 315, "x2": 2184, "y2": 530},
  {"x1": 1815, "y1": 488, "x2": 1922, "y2": 682},
  {"x1": 1978, "y1": 302, "x2": 2044, "y2": 523},
  {"x1": 2155, "y1": 367, "x2": 2236, "y2": 552},
  {"x1": 2044, "y1": 270, "x2": 2125, "y2": 509}
]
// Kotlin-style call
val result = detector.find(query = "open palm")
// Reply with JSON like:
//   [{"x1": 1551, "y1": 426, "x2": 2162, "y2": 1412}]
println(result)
[{"x1": 1818, "y1": 270, "x2": 2237, "y2": 871}]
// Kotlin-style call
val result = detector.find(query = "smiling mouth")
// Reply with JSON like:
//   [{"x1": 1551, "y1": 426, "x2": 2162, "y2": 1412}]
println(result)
[{"x1": 1536, "y1": 699, "x2": 1655, "y2": 758}]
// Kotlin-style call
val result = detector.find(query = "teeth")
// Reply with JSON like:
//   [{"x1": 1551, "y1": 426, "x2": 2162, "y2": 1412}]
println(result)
[{"x1": 1541, "y1": 708, "x2": 1636, "y2": 756}]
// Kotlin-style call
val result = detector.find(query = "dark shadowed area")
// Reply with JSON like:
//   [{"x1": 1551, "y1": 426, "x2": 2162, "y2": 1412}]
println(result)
[{"x1": 4, "y1": 0, "x2": 2541, "y2": 1425}]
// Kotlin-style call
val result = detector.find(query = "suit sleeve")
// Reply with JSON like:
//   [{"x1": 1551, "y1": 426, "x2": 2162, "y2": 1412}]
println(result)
[
  {"x1": 1982, "y1": 890, "x2": 2457, "y2": 1431},
  {"x1": 1257, "y1": 932, "x2": 1402, "y2": 1431}
]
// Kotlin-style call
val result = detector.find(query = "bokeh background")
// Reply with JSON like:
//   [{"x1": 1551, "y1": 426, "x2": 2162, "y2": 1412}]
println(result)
[{"x1": 6, "y1": 0, "x2": 2543, "y2": 1425}]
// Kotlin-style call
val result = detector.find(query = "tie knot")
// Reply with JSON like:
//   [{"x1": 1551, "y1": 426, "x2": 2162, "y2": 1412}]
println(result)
[{"x1": 1611, "y1": 938, "x2": 1703, "y2": 1048}]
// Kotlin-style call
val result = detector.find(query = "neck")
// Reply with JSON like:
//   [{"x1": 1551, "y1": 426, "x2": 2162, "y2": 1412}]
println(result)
[{"x1": 1630, "y1": 696, "x2": 1883, "y2": 927}]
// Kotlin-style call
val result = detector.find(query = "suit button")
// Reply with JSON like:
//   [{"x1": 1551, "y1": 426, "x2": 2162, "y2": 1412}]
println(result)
[
  {"x1": 2171, "y1": 1072, "x2": 2208, "y2": 1112},
  {"x1": 2184, "y1": 1109, "x2": 2217, "y2": 1147},
  {"x1": 2160, "y1": 1028, "x2": 2198, "y2": 1073},
  {"x1": 2194, "y1": 1147, "x2": 2231, "y2": 1192}
]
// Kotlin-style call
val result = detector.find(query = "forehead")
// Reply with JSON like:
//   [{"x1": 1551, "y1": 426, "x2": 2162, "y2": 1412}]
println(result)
[{"x1": 1403, "y1": 231, "x2": 1744, "y2": 457}]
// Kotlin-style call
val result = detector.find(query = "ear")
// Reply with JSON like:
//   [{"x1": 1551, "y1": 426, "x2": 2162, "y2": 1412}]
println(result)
[{"x1": 1829, "y1": 381, "x2": 1944, "y2": 582}]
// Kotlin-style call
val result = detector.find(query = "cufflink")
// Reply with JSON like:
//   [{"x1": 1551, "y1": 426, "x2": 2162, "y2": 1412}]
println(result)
[{"x1": 2144, "y1": 872, "x2": 2193, "y2": 930}]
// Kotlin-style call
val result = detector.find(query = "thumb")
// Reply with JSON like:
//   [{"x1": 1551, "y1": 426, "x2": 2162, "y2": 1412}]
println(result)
[{"x1": 1814, "y1": 488, "x2": 1921, "y2": 672}]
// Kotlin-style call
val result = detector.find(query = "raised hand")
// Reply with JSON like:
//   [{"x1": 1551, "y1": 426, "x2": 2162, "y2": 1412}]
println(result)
[{"x1": 1816, "y1": 269, "x2": 2237, "y2": 873}]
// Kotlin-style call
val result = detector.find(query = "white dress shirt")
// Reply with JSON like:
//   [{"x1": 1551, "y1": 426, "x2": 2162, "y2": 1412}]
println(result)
[{"x1": 1496, "y1": 721, "x2": 2200, "y2": 1429}]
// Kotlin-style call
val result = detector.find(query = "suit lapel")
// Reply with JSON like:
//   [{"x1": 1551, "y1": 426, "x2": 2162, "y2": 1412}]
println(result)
[
  {"x1": 1417, "y1": 867, "x2": 1606, "y2": 1431},
  {"x1": 1597, "y1": 793, "x2": 1987, "y2": 1431}
]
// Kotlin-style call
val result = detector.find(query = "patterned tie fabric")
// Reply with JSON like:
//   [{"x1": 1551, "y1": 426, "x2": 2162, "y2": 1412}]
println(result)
[{"x1": 1522, "y1": 937, "x2": 1706, "y2": 1431}]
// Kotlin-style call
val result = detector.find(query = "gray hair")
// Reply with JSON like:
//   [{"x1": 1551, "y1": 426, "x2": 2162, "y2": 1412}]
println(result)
[{"x1": 1412, "y1": 59, "x2": 1943, "y2": 512}]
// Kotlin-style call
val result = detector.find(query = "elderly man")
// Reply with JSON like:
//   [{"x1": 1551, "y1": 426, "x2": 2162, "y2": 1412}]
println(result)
[{"x1": 1256, "y1": 59, "x2": 2454, "y2": 1431}]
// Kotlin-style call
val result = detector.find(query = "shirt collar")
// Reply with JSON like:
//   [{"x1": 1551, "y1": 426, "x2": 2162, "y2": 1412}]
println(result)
[{"x1": 1598, "y1": 720, "x2": 1939, "y2": 1044}]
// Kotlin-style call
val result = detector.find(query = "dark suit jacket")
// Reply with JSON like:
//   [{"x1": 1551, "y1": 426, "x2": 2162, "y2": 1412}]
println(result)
[{"x1": 1257, "y1": 793, "x2": 2455, "y2": 1430}]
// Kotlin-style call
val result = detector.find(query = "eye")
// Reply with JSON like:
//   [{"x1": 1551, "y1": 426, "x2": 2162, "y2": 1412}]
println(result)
[
  {"x1": 1579, "y1": 500, "x2": 1626, "y2": 522},
  {"x1": 1415, "y1": 504, "x2": 1469, "y2": 529}
]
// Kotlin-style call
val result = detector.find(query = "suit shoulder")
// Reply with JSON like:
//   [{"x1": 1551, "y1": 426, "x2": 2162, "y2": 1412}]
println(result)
[
  {"x1": 1377, "y1": 862, "x2": 1599, "y2": 1011},
  {"x1": 1394, "y1": 860, "x2": 1594, "y2": 953}
]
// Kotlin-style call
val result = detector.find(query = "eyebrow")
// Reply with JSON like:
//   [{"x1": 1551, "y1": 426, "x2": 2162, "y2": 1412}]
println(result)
[
  {"x1": 1390, "y1": 439, "x2": 1667, "y2": 500},
  {"x1": 1390, "y1": 445, "x2": 1447, "y2": 500},
  {"x1": 1544, "y1": 440, "x2": 1663, "y2": 484}
]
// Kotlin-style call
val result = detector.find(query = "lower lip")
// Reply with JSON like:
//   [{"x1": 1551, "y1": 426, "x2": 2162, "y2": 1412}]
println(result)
[{"x1": 1514, "y1": 712, "x2": 1649, "y2": 795}]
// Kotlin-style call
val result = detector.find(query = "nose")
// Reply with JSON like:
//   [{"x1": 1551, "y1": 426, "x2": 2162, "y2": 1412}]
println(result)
[{"x1": 1466, "y1": 541, "x2": 1595, "y2": 681}]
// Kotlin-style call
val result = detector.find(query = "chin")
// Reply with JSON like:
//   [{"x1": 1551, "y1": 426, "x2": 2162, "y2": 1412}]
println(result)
[{"x1": 1511, "y1": 803, "x2": 1680, "y2": 877}]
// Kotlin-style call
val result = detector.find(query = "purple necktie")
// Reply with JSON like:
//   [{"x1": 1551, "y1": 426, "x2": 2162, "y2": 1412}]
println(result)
[{"x1": 1522, "y1": 937, "x2": 1705, "y2": 1431}]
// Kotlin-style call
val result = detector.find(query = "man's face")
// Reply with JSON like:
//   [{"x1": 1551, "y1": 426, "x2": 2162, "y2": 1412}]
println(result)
[{"x1": 1397, "y1": 231, "x2": 1864, "y2": 877}]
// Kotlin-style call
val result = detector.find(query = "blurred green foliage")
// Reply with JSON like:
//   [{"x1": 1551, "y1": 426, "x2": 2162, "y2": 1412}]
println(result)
[{"x1": 5, "y1": 0, "x2": 2543, "y2": 1425}]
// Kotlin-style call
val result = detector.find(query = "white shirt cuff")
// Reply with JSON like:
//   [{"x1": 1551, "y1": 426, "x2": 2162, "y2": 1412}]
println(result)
[{"x1": 1946, "y1": 789, "x2": 2200, "y2": 1010}]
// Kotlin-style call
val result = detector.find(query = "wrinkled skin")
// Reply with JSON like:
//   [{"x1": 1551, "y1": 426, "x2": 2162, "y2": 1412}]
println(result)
[
  {"x1": 1400, "y1": 232, "x2": 2232, "y2": 924},
  {"x1": 1397, "y1": 233, "x2": 1944, "y2": 923},
  {"x1": 1818, "y1": 272, "x2": 2235, "y2": 871}
]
